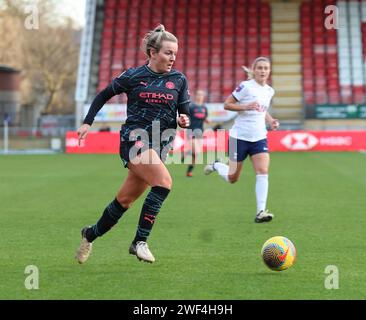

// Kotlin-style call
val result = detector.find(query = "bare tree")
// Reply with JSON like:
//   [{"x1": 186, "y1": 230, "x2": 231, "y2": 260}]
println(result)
[
  {"x1": 0, "y1": 0, "x2": 80, "y2": 115},
  {"x1": 0, "y1": 4, "x2": 23, "y2": 67},
  {"x1": 22, "y1": 23, "x2": 80, "y2": 114}
]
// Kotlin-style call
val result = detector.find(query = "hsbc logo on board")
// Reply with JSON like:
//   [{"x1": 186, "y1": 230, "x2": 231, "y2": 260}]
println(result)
[
  {"x1": 281, "y1": 133, "x2": 319, "y2": 150},
  {"x1": 280, "y1": 133, "x2": 354, "y2": 150}
]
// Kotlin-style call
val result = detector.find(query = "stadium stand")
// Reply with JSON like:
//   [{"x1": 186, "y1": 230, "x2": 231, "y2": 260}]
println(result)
[
  {"x1": 90, "y1": 0, "x2": 272, "y2": 104},
  {"x1": 301, "y1": 0, "x2": 366, "y2": 107},
  {"x1": 301, "y1": 0, "x2": 340, "y2": 106},
  {"x1": 271, "y1": 1, "x2": 303, "y2": 126},
  {"x1": 75, "y1": 0, "x2": 366, "y2": 130}
]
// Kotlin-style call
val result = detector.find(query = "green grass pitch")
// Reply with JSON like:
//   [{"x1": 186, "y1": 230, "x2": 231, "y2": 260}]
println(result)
[{"x1": 1, "y1": 152, "x2": 365, "y2": 299}]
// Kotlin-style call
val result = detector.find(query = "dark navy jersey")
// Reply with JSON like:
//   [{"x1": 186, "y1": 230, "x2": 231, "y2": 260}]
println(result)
[
  {"x1": 83, "y1": 64, "x2": 190, "y2": 143},
  {"x1": 113, "y1": 65, "x2": 190, "y2": 141},
  {"x1": 188, "y1": 103, "x2": 208, "y2": 131}
]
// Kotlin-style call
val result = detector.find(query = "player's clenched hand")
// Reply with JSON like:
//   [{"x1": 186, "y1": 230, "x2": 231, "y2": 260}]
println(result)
[
  {"x1": 178, "y1": 114, "x2": 190, "y2": 128},
  {"x1": 77, "y1": 124, "x2": 91, "y2": 146},
  {"x1": 270, "y1": 119, "x2": 280, "y2": 130}
]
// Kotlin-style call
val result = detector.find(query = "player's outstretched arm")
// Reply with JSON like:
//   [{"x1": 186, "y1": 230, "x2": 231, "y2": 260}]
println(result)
[
  {"x1": 224, "y1": 95, "x2": 260, "y2": 112},
  {"x1": 78, "y1": 84, "x2": 118, "y2": 146},
  {"x1": 77, "y1": 124, "x2": 91, "y2": 146}
]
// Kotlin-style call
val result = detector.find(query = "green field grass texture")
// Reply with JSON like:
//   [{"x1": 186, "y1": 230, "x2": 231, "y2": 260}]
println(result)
[{"x1": 0, "y1": 152, "x2": 365, "y2": 299}]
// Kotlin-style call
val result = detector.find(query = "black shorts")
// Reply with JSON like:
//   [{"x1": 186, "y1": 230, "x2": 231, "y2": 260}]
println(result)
[
  {"x1": 228, "y1": 137, "x2": 268, "y2": 162},
  {"x1": 119, "y1": 137, "x2": 172, "y2": 168}
]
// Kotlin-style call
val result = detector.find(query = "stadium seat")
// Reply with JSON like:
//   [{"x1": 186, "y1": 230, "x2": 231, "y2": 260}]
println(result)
[
  {"x1": 91, "y1": 0, "x2": 366, "y2": 106},
  {"x1": 300, "y1": 0, "x2": 345, "y2": 105},
  {"x1": 95, "y1": 0, "x2": 272, "y2": 102}
]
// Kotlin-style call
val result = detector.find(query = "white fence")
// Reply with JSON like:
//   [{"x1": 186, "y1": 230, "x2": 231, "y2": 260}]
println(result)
[{"x1": 0, "y1": 125, "x2": 72, "y2": 154}]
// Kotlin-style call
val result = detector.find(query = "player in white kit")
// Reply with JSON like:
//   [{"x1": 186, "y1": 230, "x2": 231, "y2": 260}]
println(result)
[{"x1": 204, "y1": 57, "x2": 279, "y2": 223}]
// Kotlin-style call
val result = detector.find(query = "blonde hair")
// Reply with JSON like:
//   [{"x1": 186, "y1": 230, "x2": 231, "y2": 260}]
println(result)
[
  {"x1": 141, "y1": 24, "x2": 178, "y2": 58},
  {"x1": 242, "y1": 57, "x2": 271, "y2": 80}
]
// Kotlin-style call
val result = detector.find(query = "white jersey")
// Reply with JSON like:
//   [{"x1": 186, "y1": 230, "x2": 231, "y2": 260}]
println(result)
[{"x1": 229, "y1": 79, "x2": 275, "y2": 142}]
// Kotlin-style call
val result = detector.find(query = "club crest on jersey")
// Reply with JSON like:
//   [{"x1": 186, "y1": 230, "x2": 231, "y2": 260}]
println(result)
[
  {"x1": 235, "y1": 84, "x2": 244, "y2": 92},
  {"x1": 165, "y1": 81, "x2": 175, "y2": 89}
]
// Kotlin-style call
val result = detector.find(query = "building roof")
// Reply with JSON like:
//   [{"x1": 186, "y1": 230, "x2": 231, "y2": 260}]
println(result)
[{"x1": 0, "y1": 65, "x2": 20, "y2": 73}]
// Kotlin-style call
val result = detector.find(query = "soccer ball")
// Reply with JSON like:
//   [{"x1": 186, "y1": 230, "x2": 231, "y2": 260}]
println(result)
[{"x1": 261, "y1": 236, "x2": 296, "y2": 271}]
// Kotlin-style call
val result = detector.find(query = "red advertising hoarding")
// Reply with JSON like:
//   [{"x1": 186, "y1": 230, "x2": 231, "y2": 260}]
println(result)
[
  {"x1": 268, "y1": 131, "x2": 366, "y2": 152},
  {"x1": 66, "y1": 131, "x2": 120, "y2": 154},
  {"x1": 65, "y1": 130, "x2": 229, "y2": 154},
  {"x1": 66, "y1": 130, "x2": 366, "y2": 154}
]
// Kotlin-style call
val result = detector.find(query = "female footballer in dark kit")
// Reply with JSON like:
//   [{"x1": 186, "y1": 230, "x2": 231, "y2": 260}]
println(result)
[{"x1": 75, "y1": 24, "x2": 190, "y2": 264}]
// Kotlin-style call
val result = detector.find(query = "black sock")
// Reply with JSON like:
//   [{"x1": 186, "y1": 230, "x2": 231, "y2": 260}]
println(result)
[
  {"x1": 86, "y1": 198, "x2": 128, "y2": 242},
  {"x1": 133, "y1": 186, "x2": 170, "y2": 244},
  {"x1": 188, "y1": 153, "x2": 196, "y2": 173},
  {"x1": 187, "y1": 164, "x2": 194, "y2": 173}
]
